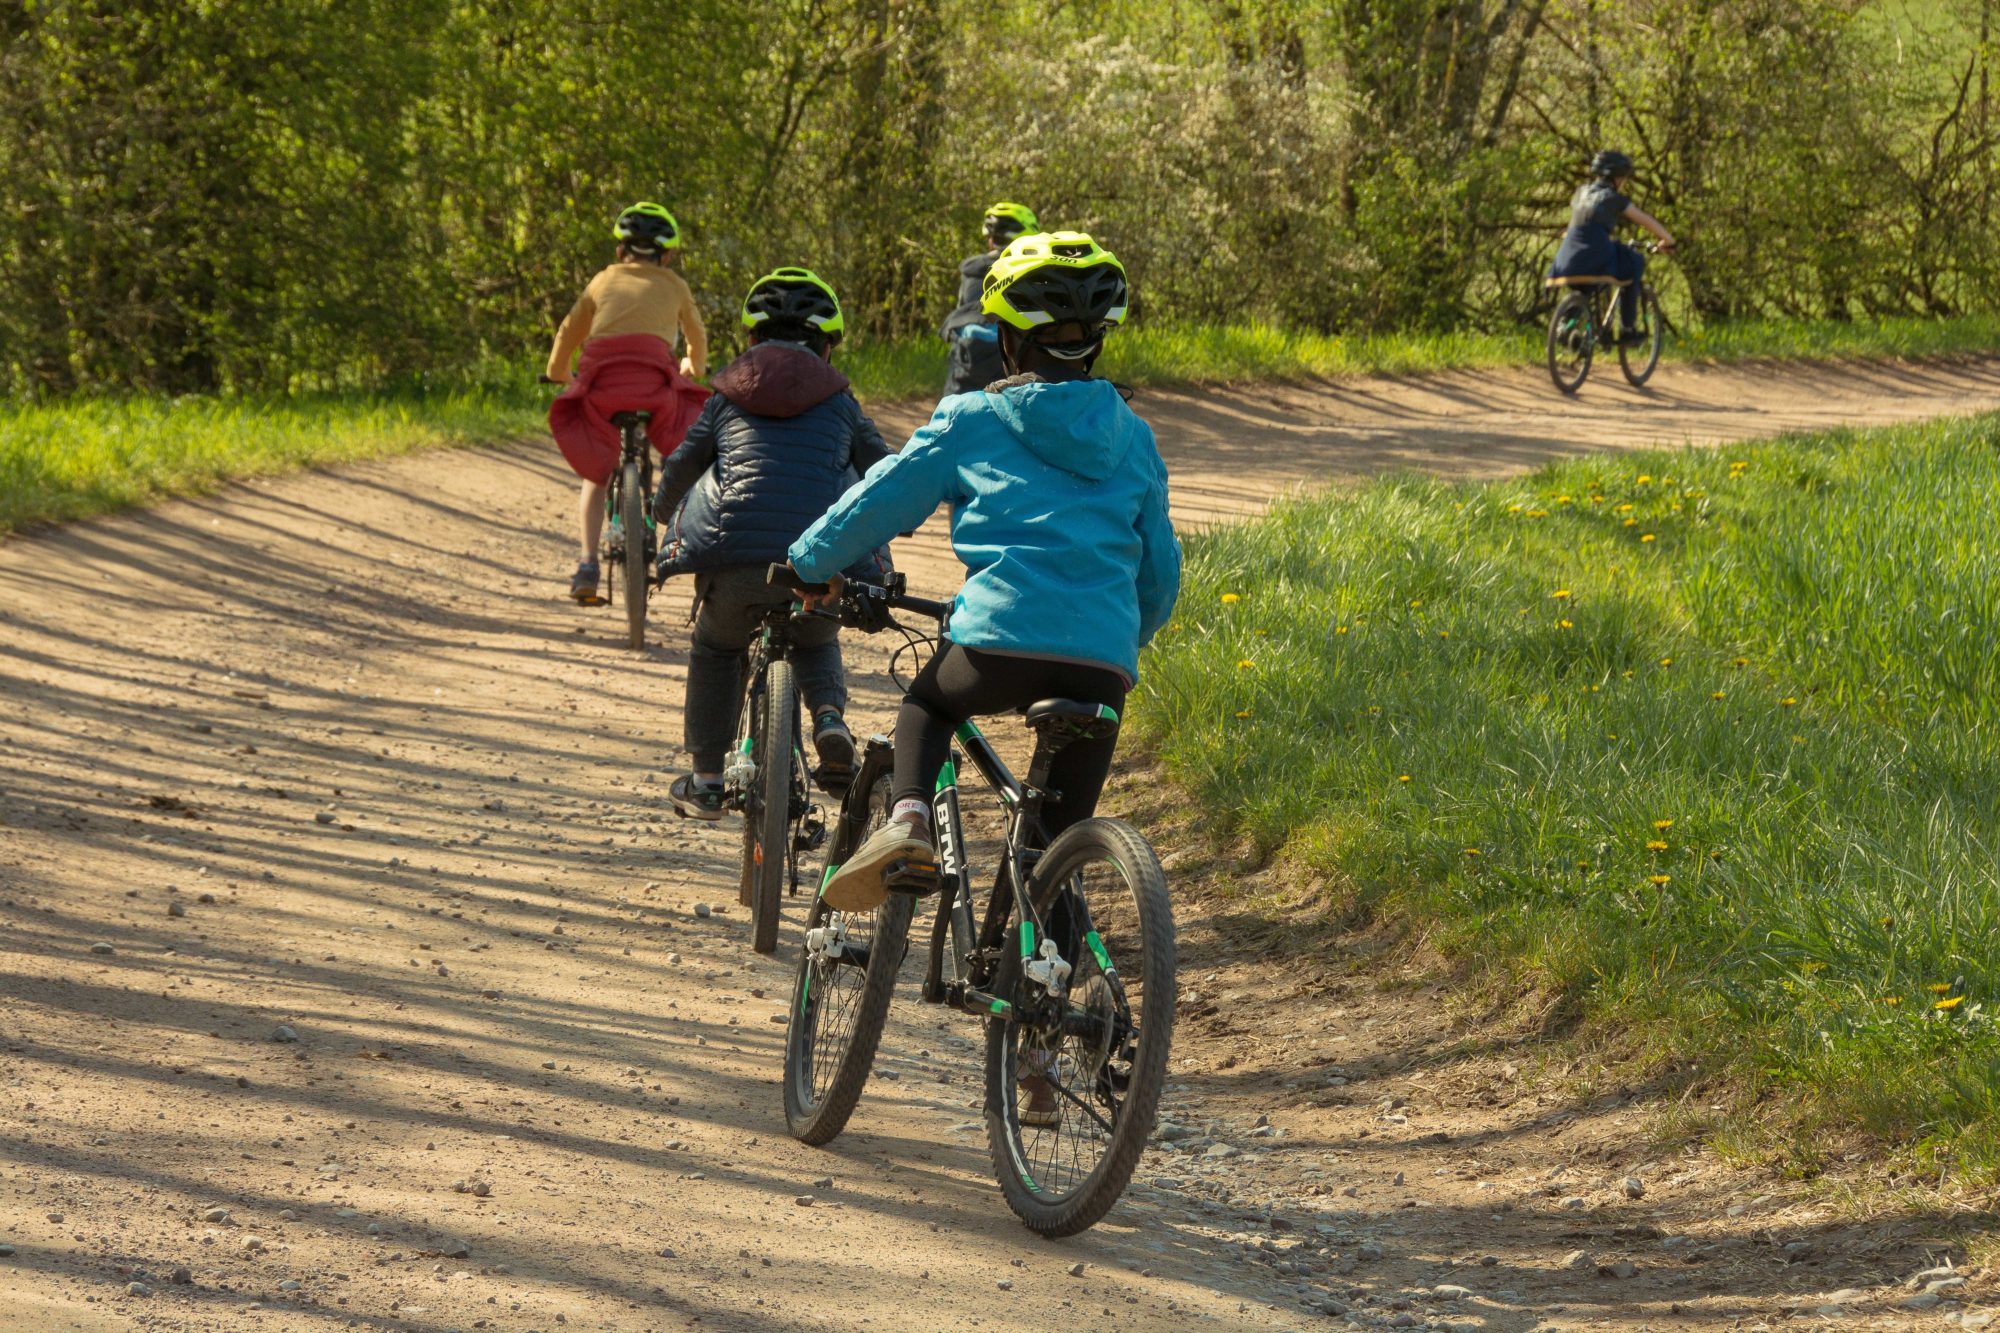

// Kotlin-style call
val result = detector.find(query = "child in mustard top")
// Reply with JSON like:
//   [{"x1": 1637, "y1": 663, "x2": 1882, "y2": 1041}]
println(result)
[{"x1": 546, "y1": 203, "x2": 710, "y2": 601}]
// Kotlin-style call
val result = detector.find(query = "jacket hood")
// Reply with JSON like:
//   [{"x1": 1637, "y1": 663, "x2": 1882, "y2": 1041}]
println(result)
[
  {"x1": 711, "y1": 342, "x2": 849, "y2": 419},
  {"x1": 986, "y1": 378, "x2": 1141, "y2": 482},
  {"x1": 960, "y1": 251, "x2": 997, "y2": 280}
]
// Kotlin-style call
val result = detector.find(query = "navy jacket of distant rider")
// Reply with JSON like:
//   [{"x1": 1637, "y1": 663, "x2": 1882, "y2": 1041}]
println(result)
[
  {"x1": 1548, "y1": 179, "x2": 1644, "y2": 282},
  {"x1": 654, "y1": 340, "x2": 892, "y2": 580},
  {"x1": 939, "y1": 250, "x2": 1005, "y2": 397}
]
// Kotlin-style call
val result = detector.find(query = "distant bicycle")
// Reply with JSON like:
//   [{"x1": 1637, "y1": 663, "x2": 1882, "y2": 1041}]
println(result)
[
  {"x1": 539, "y1": 378, "x2": 656, "y2": 649},
  {"x1": 1544, "y1": 243, "x2": 1667, "y2": 394},
  {"x1": 774, "y1": 566, "x2": 1175, "y2": 1237}
]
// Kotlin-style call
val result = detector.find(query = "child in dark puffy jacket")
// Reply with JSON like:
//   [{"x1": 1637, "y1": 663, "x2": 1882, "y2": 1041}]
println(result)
[
  {"x1": 938, "y1": 201, "x2": 1038, "y2": 398},
  {"x1": 652, "y1": 268, "x2": 890, "y2": 819}
]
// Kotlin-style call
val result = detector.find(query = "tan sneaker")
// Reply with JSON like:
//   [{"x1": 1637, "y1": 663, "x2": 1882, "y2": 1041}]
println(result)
[
  {"x1": 1018, "y1": 1048, "x2": 1061, "y2": 1127},
  {"x1": 821, "y1": 819, "x2": 936, "y2": 913}
]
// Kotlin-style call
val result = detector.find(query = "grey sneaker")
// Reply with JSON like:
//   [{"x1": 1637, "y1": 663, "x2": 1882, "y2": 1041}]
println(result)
[
  {"x1": 822, "y1": 819, "x2": 935, "y2": 913},
  {"x1": 812, "y1": 711, "x2": 856, "y2": 790},
  {"x1": 669, "y1": 774, "x2": 727, "y2": 821},
  {"x1": 569, "y1": 559, "x2": 601, "y2": 603}
]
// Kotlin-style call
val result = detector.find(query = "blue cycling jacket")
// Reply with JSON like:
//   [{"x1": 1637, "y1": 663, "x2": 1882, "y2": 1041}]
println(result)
[{"x1": 790, "y1": 376, "x2": 1181, "y2": 683}]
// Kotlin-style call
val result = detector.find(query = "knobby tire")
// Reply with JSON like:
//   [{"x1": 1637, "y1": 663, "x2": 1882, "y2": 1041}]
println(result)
[
  {"x1": 619, "y1": 457, "x2": 647, "y2": 650},
  {"x1": 750, "y1": 659, "x2": 797, "y2": 954},
  {"x1": 1620, "y1": 285, "x2": 1665, "y2": 387},
  {"x1": 1546, "y1": 291, "x2": 1594, "y2": 396},
  {"x1": 985, "y1": 817, "x2": 1175, "y2": 1237},
  {"x1": 783, "y1": 773, "x2": 913, "y2": 1144}
]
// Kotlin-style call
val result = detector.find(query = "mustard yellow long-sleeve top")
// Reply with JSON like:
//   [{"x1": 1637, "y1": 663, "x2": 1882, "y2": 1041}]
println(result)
[{"x1": 545, "y1": 260, "x2": 708, "y2": 381}]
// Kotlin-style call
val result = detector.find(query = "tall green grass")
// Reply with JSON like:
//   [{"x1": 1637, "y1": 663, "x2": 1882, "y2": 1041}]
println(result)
[
  {"x1": 6, "y1": 313, "x2": 2000, "y2": 535},
  {"x1": 1135, "y1": 413, "x2": 2000, "y2": 1172},
  {"x1": 0, "y1": 385, "x2": 537, "y2": 534}
]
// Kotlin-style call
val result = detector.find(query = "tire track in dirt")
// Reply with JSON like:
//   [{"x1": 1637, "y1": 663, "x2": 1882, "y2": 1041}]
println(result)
[{"x1": 1, "y1": 356, "x2": 1995, "y2": 1331}]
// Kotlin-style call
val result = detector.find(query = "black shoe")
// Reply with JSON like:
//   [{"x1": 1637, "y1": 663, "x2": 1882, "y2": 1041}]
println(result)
[
  {"x1": 1615, "y1": 327, "x2": 1649, "y2": 348},
  {"x1": 812, "y1": 711, "x2": 856, "y2": 790},
  {"x1": 669, "y1": 775, "x2": 727, "y2": 822}
]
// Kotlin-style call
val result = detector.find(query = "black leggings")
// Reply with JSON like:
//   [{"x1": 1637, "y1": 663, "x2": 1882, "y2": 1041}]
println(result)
[{"x1": 893, "y1": 644, "x2": 1127, "y2": 839}]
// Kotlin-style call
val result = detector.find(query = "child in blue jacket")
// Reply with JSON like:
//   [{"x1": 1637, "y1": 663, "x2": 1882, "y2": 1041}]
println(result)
[{"x1": 789, "y1": 232, "x2": 1181, "y2": 914}]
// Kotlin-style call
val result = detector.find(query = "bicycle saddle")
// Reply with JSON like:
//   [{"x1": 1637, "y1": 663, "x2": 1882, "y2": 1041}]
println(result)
[
  {"x1": 1022, "y1": 698, "x2": 1121, "y2": 742},
  {"x1": 609, "y1": 410, "x2": 653, "y2": 427}
]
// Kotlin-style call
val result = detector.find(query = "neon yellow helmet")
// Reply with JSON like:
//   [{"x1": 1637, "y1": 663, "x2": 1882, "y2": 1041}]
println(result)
[
  {"x1": 740, "y1": 267, "x2": 845, "y2": 342},
  {"x1": 613, "y1": 202, "x2": 681, "y2": 253},
  {"x1": 983, "y1": 201, "x2": 1039, "y2": 243},
  {"x1": 980, "y1": 231, "x2": 1129, "y2": 333}
]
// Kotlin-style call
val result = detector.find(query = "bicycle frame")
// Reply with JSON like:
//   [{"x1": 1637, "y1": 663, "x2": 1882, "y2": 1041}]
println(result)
[{"x1": 828, "y1": 719, "x2": 1110, "y2": 1037}]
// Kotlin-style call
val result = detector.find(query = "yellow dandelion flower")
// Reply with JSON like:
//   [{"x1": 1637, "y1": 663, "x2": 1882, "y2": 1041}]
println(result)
[
  {"x1": 1802, "y1": 961, "x2": 1827, "y2": 973},
  {"x1": 1557, "y1": 494, "x2": 1573, "y2": 504},
  {"x1": 1730, "y1": 460, "x2": 1747, "y2": 469},
  {"x1": 1508, "y1": 503, "x2": 1523, "y2": 514},
  {"x1": 1558, "y1": 619, "x2": 1573, "y2": 629},
  {"x1": 1646, "y1": 839, "x2": 1668, "y2": 852},
  {"x1": 1398, "y1": 774, "x2": 1411, "y2": 783},
  {"x1": 1711, "y1": 690, "x2": 1726, "y2": 700},
  {"x1": 1588, "y1": 683, "x2": 1600, "y2": 692},
  {"x1": 1234, "y1": 709, "x2": 1252, "y2": 719},
  {"x1": 1438, "y1": 630, "x2": 1450, "y2": 638},
  {"x1": 1622, "y1": 518, "x2": 1638, "y2": 528},
  {"x1": 1527, "y1": 509, "x2": 1549, "y2": 518},
  {"x1": 1335, "y1": 625, "x2": 1349, "y2": 635},
  {"x1": 1577, "y1": 860, "x2": 1590, "y2": 870},
  {"x1": 1408, "y1": 599, "x2": 1423, "y2": 609},
  {"x1": 1464, "y1": 848, "x2": 1481, "y2": 857},
  {"x1": 1640, "y1": 533, "x2": 1657, "y2": 543},
  {"x1": 1621, "y1": 669, "x2": 1635, "y2": 679},
  {"x1": 1221, "y1": 592, "x2": 1241, "y2": 604},
  {"x1": 1237, "y1": 659, "x2": 1255, "y2": 669},
  {"x1": 1936, "y1": 995, "x2": 1966, "y2": 1011},
  {"x1": 1615, "y1": 502, "x2": 1635, "y2": 513},
  {"x1": 1591, "y1": 495, "x2": 1606, "y2": 504},
  {"x1": 1648, "y1": 874, "x2": 1671, "y2": 886},
  {"x1": 1780, "y1": 696, "x2": 1797, "y2": 707},
  {"x1": 1732, "y1": 657, "x2": 1749, "y2": 667},
  {"x1": 1636, "y1": 474, "x2": 1653, "y2": 484},
  {"x1": 1879, "y1": 916, "x2": 1895, "y2": 930},
  {"x1": 1928, "y1": 983, "x2": 1954, "y2": 994},
  {"x1": 1659, "y1": 657, "x2": 1673, "y2": 667},
  {"x1": 1882, "y1": 995, "x2": 1903, "y2": 1006},
  {"x1": 1551, "y1": 589, "x2": 1571, "y2": 599},
  {"x1": 1654, "y1": 819, "x2": 1674, "y2": 830}
]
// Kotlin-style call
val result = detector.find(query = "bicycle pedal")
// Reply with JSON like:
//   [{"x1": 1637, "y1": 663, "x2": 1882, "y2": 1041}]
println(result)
[{"x1": 884, "y1": 856, "x2": 940, "y2": 895}]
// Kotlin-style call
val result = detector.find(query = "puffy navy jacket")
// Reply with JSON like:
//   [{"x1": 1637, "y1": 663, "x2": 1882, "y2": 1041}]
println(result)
[
  {"x1": 654, "y1": 341, "x2": 892, "y2": 579},
  {"x1": 940, "y1": 251, "x2": 1005, "y2": 397}
]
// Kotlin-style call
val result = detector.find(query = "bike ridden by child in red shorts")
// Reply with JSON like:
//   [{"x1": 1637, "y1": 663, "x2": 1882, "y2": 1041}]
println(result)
[
  {"x1": 547, "y1": 203, "x2": 711, "y2": 601},
  {"x1": 651, "y1": 269, "x2": 893, "y2": 818}
]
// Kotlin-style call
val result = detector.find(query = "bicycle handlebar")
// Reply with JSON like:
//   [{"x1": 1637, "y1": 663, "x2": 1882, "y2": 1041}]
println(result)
[{"x1": 766, "y1": 562, "x2": 951, "y2": 628}]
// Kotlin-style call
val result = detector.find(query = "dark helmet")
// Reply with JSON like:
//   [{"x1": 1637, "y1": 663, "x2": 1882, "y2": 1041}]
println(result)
[
  {"x1": 1590, "y1": 150, "x2": 1634, "y2": 180},
  {"x1": 740, "y1": 267, "x2": 844, "y2": 344},
  {"x1": 613, "y1": 202, "x2": 681, "y2": 255}
]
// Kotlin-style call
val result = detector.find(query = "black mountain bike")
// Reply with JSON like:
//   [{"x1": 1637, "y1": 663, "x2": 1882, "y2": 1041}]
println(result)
[
  {"x1": 602, "y1": 411, "x2": 657, "y2": 650},
  {"x1": 776, "y1": 568, "x2": 1176, "y2": 1237},
  {"x1": 1544, "y1": 243, "x2": 1666, "y2": 395},
  {"x1": 538, "y1": 378, "x2": 656, "y2": 649},
  {"x1": 725, "y1": 592, "x2": 842, "y2": 955}
]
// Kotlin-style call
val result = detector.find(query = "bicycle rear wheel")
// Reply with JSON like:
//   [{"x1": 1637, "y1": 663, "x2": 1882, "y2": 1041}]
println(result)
[
  {"x1": 619, "y1": 456, "x2": 648, "y2": 649},
  {"x1": 1619, "y1": 284, "x2": 1664, "y2": 387},
  {"x1": 986, "y1": 817, "x2": 1174, "y2": 1237},
  {"x1": 1546, "y1": 291, "x2": 1594, "y2": 395},
  {"x1": 748, "y1": 659, "x2": 798, "y2": 954},
  {"x1": 784, "y1": 772, "x2": 913, "y2": 1144}
]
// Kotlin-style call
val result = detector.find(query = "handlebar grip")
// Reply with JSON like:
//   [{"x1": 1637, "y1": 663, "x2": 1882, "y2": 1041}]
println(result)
[
  {"x1": 896, "y1": 594, "x2": 952, "y2": 621},
  {"x1": 537, "y1": 374, "x2": 562, "y2": 385},
  {"x1": 768, "y1": 561, "x2": 829, "y2": 594}
]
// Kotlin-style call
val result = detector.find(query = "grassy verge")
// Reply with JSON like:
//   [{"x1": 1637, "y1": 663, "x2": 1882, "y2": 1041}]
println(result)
[
  {"x1": 1133, "y1": 412, "x2": 2000, "y2": 1176},
  {"x1": 5, "y1": 313, "x2": 1999, "y2": 535}
]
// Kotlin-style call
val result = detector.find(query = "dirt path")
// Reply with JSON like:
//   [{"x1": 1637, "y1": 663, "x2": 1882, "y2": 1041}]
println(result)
[{"x1": 2, "y1": 357, "x2": 1994, "y2": 1332}]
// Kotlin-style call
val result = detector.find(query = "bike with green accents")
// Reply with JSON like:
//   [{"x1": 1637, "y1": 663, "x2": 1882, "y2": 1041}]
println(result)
[{"x1": 777, "y1": 571, "x2": 1176, "y2": 1237}]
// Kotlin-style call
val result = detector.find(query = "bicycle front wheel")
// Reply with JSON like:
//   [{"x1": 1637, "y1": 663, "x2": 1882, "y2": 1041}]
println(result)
[
  {"x1": 1546, "y1": 291, "x2": 1594, "y2": 395},
  {"x1": 784, "y1": 772, "x2": 913, "y2": 1144},
  {"x1": 986, "y1": 817, "x2": 1175, "y2": 1237},
  {"x1": 1620, "y1": 284, "x2": 1664, "y2": 387},
  {"x1": 749, "y1": 659, "x2": 798, "y2": 954},
  {"x1": 619, "y1": 457, "x2": 648, "y2": 649}
]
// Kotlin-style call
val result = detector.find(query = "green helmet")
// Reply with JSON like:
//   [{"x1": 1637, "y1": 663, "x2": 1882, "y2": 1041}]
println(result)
[
  {"x1": 613, "y1": 202, "x2": 681, "y2": 254},
  {"x1": 983, "y1": 201, "x2": 1039, "y2": 244},
  {"x1": 740, "y1": 267, "x2": 845, "y2": 342},
  {"x1": 980, "y1": 231, "x2": 1129, "y2": 333}
]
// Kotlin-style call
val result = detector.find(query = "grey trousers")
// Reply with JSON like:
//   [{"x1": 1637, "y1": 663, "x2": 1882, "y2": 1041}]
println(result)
[{"x1": 684, "y1": 564, "x2": 845, "y2": 773}]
